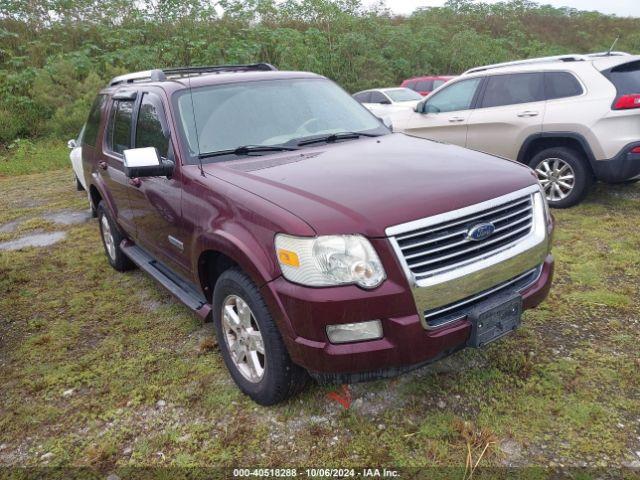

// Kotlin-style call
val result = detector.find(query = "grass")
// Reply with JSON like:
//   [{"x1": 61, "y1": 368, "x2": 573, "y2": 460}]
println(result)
[
  {"x1": 1, "y1": 140, "x2": 640, "y2": 474},
  {"x1": 0, "y1": 138, "x2": 70, "y2": 177}
]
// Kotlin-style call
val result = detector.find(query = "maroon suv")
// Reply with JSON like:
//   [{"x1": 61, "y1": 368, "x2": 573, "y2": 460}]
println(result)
[{"x1": 81, "y1": 64, "x2": 554, "y2": 405}]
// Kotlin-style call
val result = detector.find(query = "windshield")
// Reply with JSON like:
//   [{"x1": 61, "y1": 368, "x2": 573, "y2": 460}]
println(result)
[
  {"x1": 385, "y1": 88, "x2": 423, "y2": 102},
  {"x1": 174, "y1": 78, "x2": 387, "y2": 160}
]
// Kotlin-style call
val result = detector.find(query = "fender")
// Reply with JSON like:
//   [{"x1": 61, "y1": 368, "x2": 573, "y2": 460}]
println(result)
[
  {"x1": 89, "y1": 173, "x2": 117, "y2": 218},
  {"x1": 193, "y1": 223, "x2": 279, "y2": 289},
  {"x1": 193, "y1": 223, "x2": 301, "y2": 341},
  {"x1": 517, "y1": 131, "x2": 597, "y2": 167}
]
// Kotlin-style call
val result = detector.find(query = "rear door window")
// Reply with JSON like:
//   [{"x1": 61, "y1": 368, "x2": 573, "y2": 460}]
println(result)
[
  {"x1": 605, "y1": 60, "x2": 640, "y2": 95},
  {"x1": 544, "y1": 72, "x2": 583, "y2": 99},
  {"x1": 108, "y1": 99, "x2": 135, "y2": 155},
  {"x1": 433, "y1": 79, "x2": 447, "y2": 90},
  {"x1": 415, "y1": 80, "x2": 433, "y2": 92},
  {"x1": 481, "y1": 73, "x2": 545, "y2": 108},
  {"x1": 135, "y1": 93, "x2": 170, "y2": 158},
  {"x1": 353, "y1": 92, "x2": 371, "y2": 103},
  {"x1": 369, "y1": 91, "x2": 388, "y2": 104},
  {"x1": 83, "y1": 94, "x2": 106, "y2": 147}
]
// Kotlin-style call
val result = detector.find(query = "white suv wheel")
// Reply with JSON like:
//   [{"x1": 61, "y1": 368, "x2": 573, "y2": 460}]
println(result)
[{"x1": 535, "y1": 157, "x2": 576, "y2": 202}]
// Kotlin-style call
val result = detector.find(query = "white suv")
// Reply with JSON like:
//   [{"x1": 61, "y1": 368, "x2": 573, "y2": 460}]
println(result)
[{"x1": 392, "y1": 52, "x2": 640, "y2": 207}]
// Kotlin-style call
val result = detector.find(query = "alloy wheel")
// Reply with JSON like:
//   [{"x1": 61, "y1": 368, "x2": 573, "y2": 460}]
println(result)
[
  {"x1": 534, "y1": 157, "x2": 576, "y2": 202},
  {"x1": 100, "y1": 215, "x2": 117, "y2": 261},
  {"x1": 221, "y1": 295, "x2": 265, "y2": 383}
]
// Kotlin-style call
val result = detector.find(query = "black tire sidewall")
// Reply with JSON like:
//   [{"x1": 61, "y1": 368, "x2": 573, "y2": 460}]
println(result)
[
  {"x1": 529, "y1": 147, "x2": 592, "y2": 208},
  {"x1": 96, "y1": 201, "x2": 132, "y2": 271},
  {"x1": 212, "y1": 268, "x2": 298, "y2": 405}
]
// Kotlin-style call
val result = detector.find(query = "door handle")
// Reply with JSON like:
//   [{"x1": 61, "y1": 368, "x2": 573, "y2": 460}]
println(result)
[
  {"x1": 98, "y1": 161, "x2": 108, "y2": 170},
  {"x1": 448, "y1": 116, "x2": 465, "y2": 123},
  {"x1": 517, "y1": 110, "x2": 539, "y2": 117},
  {"x1": 129, "y1": 178, "x2": 141, "y2": 188}
]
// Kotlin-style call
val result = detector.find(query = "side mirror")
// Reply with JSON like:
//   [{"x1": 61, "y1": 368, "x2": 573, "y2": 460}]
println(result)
[
  {"x1": 379, "y1": 99, "x2": 391, "y2": 105},
  {"x1": 414, "y1": 102, "x2": 424, "y2": 113},
  {"x1": 67, "y1": 139, "x2": 77, "y2": 149},
  {"x1": 123, "y1": 147, "x2": 174, "y2": 178}
]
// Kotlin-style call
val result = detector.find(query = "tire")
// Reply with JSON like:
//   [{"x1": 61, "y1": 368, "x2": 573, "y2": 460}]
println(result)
[
  {"x1": 528, "y1": 147, "x2": 593, "y2": 208},
  {"x1": 75, "y1": 175, "x2": 85, "y2": 191},
  {"x1": 96, "y1": 201, "x2": 134, "y2": 272},
  {"x1": 212, "y1": 268, "x2": 308, "y2": 405}
]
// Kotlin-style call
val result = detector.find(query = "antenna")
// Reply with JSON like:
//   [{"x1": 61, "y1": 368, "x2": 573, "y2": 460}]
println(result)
[
  {"x1": 607, "y1": 37, "x2": 619, "y2": 56},
  {"x1": 187, "y1": 76, "x2": 205, "y2": 177}
]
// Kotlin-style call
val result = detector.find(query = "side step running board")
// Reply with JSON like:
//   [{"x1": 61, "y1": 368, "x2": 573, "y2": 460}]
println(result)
[{"x1": 120, "y1": 241, "x2": 211, "y2": 320}]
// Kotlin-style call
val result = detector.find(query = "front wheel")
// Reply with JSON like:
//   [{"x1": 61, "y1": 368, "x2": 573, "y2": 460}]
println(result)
[
  {"x1": 96, "y1": 201, "x2": 134, "y2": 272},
  {"x1": 212, "y1": 268, "x2": 308, "y2": 405},
  {"x1": 529, "y1": 147, "x2": 593, "y2": 208}
]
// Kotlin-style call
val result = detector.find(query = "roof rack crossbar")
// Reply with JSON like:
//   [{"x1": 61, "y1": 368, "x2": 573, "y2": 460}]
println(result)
[{"x1": 108, "y1": 63, "x2": 277, "y2": 87}]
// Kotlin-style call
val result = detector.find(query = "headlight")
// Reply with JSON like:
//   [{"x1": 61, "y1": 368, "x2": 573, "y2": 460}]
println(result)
[{"x1": 274, "y1": 234, "x2": 386, "y2": 288}]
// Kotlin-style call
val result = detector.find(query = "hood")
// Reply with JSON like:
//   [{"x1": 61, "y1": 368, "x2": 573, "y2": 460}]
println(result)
[{"x1": 203, "y1": 133, "x2": 538, "y2": 237}]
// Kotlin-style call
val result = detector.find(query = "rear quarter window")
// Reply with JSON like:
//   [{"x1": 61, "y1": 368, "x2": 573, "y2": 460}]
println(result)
[
  {"x1": 545, "y1": 72, "x2": 583, "y2": 100},
  {"x1": 83, "y1": 94, "x2": 106, "y2": 147},
  {"x1": 604, "y1": 60, "x2": 640, "y2": 95}
]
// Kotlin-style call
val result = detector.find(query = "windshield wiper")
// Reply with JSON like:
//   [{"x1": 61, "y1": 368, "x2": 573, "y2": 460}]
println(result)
[
  {"x1": 297, "y1": 131, "x2": 381, "y2": 147},
  {"x1": 198, "y1": 145, "x2": 299, "y2": 159}
]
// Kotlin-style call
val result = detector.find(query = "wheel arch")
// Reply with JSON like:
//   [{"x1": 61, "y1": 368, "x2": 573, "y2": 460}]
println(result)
[
  {"x1": 89, "y1": 184, "x2": 103, "y2": 217},
  {"x1": 194, "y1": 228, "x2": 299, "y2": 339},
  {"x1": 517, "y1": 132, "x2": 596, "y2": 175},
  {"x1": 194, "y1": 228, "x2": 279, "y2": 302}
]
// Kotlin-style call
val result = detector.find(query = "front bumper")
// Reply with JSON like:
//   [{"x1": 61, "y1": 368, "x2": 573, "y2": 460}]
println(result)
[{"x1": 262, "y1": 251, "x2": 554, "y2": 381}]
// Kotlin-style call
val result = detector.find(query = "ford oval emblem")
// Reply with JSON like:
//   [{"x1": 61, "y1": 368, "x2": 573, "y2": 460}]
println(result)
[{"x1": 467, "y1": 222, "x2": 495, "y2": 242}]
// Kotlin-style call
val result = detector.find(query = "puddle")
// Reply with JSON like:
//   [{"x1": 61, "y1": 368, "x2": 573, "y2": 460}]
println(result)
[
  {"x1": 43, "y1": 210, "x2": 92, "y2": 226},
  {"x1": 0, "y1": 232, "x2": 67, "y2": 251},
  {"x1": 0, "y1": 220, "x2": 22, "y2": 234}
]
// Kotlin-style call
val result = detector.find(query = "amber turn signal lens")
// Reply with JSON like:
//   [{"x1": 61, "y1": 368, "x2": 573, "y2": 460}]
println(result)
[{"x1": 277, "y1": 249, "x2": 300, "y2": 267}]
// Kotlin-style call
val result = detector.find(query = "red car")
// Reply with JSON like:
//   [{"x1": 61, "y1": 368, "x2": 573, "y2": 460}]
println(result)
[
  {"x1": 401, "y1": 75, "x2": 456, "y2": 96},
  {"x1": 83, "y1": 64, "x2": 553, "y2": 405}
]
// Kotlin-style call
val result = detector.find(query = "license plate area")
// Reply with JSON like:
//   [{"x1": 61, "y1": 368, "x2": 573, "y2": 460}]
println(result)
[{"x1": 467, "y1": 293, "x2": 523, "y2": 348}]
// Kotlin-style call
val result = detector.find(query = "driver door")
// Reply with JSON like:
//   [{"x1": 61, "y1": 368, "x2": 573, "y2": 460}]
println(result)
[
  {"x1": 403, "y1": 77, "x2": 483, "y2": 147},
  {"x1": 126, "y1": 91, "x2": 190, "y2": 278}
]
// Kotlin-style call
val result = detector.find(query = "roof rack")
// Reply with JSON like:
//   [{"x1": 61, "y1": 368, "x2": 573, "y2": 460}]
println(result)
[
  {"x1": 463, "y1": 55, "x2": 587, "y2": 75},
  {"x1": 108, "y1": 63, "x2": 278, "y2": 87},
  {"x1": 463, "y1": 51, "x2": 632, "y2": 75},
  {"x1": 585, "y1": 51, "x2": 631, "y2": 58}
]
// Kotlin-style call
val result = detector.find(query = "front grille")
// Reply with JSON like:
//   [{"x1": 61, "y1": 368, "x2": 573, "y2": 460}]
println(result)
[
  {"x1": 393, "y1": 194, "x2": 534, "y2": 279},
  {"x1": 423, "y1": 266, "x2": 541, "y2": 328}
]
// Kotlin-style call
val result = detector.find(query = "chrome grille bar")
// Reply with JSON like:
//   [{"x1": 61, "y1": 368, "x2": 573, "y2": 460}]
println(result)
[
  {"x1": 392, "y1": 194, "x2": 534, "y2": 278},
  {"x1": 395, "y1": 196, "x2": 531, "y2": 242}
]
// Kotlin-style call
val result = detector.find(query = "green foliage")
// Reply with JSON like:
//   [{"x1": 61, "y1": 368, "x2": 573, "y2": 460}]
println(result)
[
  {"x1": 0, "y1": 138, "x2": 69, "y2": 176},
  {"x1": 0, "y1": 0, "x2": 638, "y2": 144}
]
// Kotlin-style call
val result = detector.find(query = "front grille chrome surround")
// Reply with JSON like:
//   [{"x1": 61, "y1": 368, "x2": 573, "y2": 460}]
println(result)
[{"x1": 386, "y1": 185, "x2": 550, "y2": 329}]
